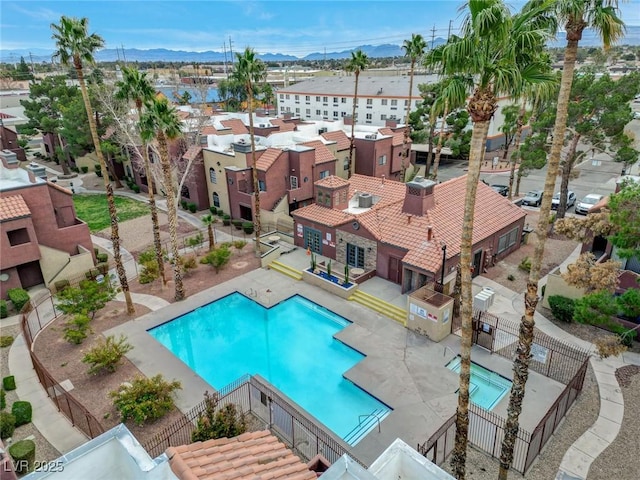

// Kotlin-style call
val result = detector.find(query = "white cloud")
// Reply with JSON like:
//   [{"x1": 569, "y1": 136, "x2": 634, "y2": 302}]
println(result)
[{"x1": 8, "y1": 5, "x2": 60, "y2": 22}]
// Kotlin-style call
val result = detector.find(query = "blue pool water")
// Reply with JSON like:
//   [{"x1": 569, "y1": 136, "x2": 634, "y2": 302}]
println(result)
[
  {"x1": 446, "y1": 357, "x2": 512, "y2": 410},
  {"x1": 148, "y1": 293, "x2": 390, "y2": 444}
]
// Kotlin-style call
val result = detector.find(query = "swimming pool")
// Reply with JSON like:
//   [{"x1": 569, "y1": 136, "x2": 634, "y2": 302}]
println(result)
[
  {"x1": 148, "y1": 293, "x2": 390, "y2": 445},
  {"x1": 446, "y1": 356, "x2": 512, "y2": 410}
]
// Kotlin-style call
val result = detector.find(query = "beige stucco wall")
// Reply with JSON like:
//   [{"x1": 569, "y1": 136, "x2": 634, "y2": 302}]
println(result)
[
  {"x1": 541, "y1": 267, "x2": 585, "y2": 309},
  {"x1": 406, "y1": 291, "x2": 454, "y2": 343},
  {"x1": 74, "y1": 151, "x2": 99, "y2": 171},
  {"x1": 203, "y1": 148, "x2": 238, "y2": 217},
  {"x1": 39, "y1": 244, "x2": 94, "y2": 287}
]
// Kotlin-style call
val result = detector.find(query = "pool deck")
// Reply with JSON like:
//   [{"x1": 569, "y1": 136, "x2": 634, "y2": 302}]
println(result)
[{"x1": 106, "y1": 251, "x2": 565, "y2": 465}]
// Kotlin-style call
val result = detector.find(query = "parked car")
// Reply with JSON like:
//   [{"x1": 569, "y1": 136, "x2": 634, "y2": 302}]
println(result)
[
  {"x1": 490, "y1": 184, "x2": 509, "y2": 197},
  {"x1": 521, "y1": 190, "x2": 543, "y2": 207},
  {"x1": 575, "y1": 193, "x2": 604, "y2": 215},
  {"x1": 551, "y1": 191, "x2": 576, "y2": 210}
]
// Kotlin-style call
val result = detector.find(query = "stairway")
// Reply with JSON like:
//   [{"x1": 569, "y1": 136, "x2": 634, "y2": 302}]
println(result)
[
  {"x1": 348, "y1": 290, "x2": 407, "y2": 325},
  {"x1": 269, "y1": 260, "x2": 303, "y2": 280}
]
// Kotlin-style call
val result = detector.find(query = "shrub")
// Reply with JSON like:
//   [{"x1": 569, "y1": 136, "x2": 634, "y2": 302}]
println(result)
[
  {"x1": 233, "y1": 240, "x2": 247, "y2": 250},
  {"x1": 132, "y1": 185, "x2": 140, "y2": 193},
  {"x1": 80, "y1": 166, "x2": 89, "y2": 174},
  {"x1": 7, "y1": 288, "x2": 30, "y2": 312},
  {"x1": 231, "y1": 219, "x2": 243, "y2": 230},
  {"x1": 138, "y1": 248, "x2": 157, "y2": 264},
  {"x1": 610, "y1": 324, "x2": 638, "y2": 347},
  {"x1": 188, "y1": 203, "x2": 197, "y2": 213},
  {"x1": 209, "y1": 206, "x2": 217, "y2": 214},
  {"x1": 187, "y1": 233, "x2": 204, "y2": 251},
  {"x1": 54, "y1": 279, "x2": 70, "y2": 292},
  {"x1": 180, "y1": 255, "x2": 198, "y2": 274},
  {"x1": 0, "y1": 300, "x2": 7, "y2": 319},
  {"x1": 110, "y1": 374, "x2": 181, "y2": 426},
  {"x1": 518, "y1": 256, "x2": 532, "y2": 272},
  {"x1": 139, "y1": 261, "x2": 159, "y2": 284},
  {"x1": 11, "y1": 401, "x2": 32, "y2": 426},
  {"x1": 83, "y1": 335, "x2": 133, "y2": 374},
  {"x1": 94, "y1": 247, "x2": 100, "y2": 256},
  {"x1": 548, "y1": 295, "x2": 576, "y2": 323},
  {"x1": 0, "y1": 412, "x2": 16, "y2": 439},
  {"x1": 191, "y1": 391, "x2": 246, "y2": 442},
  {"x1": 217, "y1": 210, "x2": 225, "y2": 218},
  {"x1": 223, "y1": 214, "x2": 231, "y2": 226},
  {"x1": 56, "y1": 279, "x2": 115, "y2": 320},
  {"x1": 0, "y1": 389, "x2": 5, "y2": 410},
  {"x1": 94, "y1": 164, "x2": 103, "y2": 177},
  {"x1": 96, "y1": 262, "x2": 110, "y2": 275},
  {"x1": 242, "y1": 221, "x2": 254, "y2": 234},
  {"x1": 96, "y1": 253, "x2": 108, "y2": 263},
  {"x1": 507, "y1": 274, "x2": 515, "y2": 281},
  {"x1": 203, "y1": 246, "x2": 231, "y2": 273},
  {"x1": 574, "y1": 291, "x2": 618, "y2": 327},
  {"x1": 0, "y1": 336, "x2": 14, "y2": 348},
  {"x1": 8, "y1": 439, "x2": 35, "y2": 474},
  {"x1": 181, "y1": 200, "x2": 188, "y2": 210},
  {"x1": 2, "y1": 376, "x2": 16, "y2": 391},
  {"x1": 63, "y1": 314, "x2": 92, "y2": 344}
]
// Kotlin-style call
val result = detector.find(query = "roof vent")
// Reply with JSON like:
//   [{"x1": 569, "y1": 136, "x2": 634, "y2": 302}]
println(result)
[
  {"x1": 358, "y1": 192, "x2": 373, "y2": 208},
  {"x1": 365, "y1": 134, "x2": 378, "y2": 140}
]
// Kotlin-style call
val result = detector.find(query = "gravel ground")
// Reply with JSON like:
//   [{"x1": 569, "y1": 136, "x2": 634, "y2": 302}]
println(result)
[{"x1": 1, "y1": 324, "x2": 61, "y2": 468}]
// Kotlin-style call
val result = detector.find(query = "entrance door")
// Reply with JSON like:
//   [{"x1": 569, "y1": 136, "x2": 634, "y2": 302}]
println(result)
[
  {"x1": 303, "y1": 227, "x2": 322, "y2": 254},
  {"x1": 346, "y1": 243, "x2": 365, "y2": 268},
  {"x1": 472, "y1": 250, "x2": 483, "y2": 278},
  {"x1": 17, "y1": 261, "x2": 44, "y2": 289},
  {"x1": 473, "y1": 312, "x2": 495, "y2": 351},
  {"x1": 239, "y1": 205, "x2": 252, "y2": 221},
  {"x1": 388, "y1": 256, "x2": 402, "y2": 284}
]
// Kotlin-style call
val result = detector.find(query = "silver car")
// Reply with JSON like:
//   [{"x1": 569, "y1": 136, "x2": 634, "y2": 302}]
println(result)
[
  {"x1": 521, "y1": 190, "x2": 543, "y2": 207},
  {"x1": 551, "y1": 191, "x2": 576, "y2": 210},
  {"x1": 575, "y1": 193, "x2": 604, "y2": 215}
]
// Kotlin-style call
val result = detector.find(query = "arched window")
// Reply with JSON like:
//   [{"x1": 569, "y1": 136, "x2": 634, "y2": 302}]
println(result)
[
  {"x1": 209, "y1": 168, "x2": 217, "y2": 183},
  {"x1": 181, "y1": 186, "x2": 190, "y2": 199},
  {"x1": 212, "y1": 192, "x2": 220, "y2": 208}
]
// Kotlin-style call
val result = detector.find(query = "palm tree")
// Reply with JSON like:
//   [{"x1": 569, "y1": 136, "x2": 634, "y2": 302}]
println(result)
[
  {"x1": 51, "y1": 16, "x2": 135, "y2": 315},
  {"x1": 400, "y1": 34, "x2": 427, "y2": 182},
  {"x1": 201, "y1": 214, "x2": 217, "y2": 252},
  {"x1": 115, "y1": 66, "x2": 166, "y2": 285},
  {"x1": 232, "y1": 48, "x2": 267, "y2": 255},
  {"x1": 345, "y1": 50, "x2": 369, "y2": 179},
  {"x1": 498, "y1": 1, "x2": 624, "y2": 478},
  {"x1": 140, "y1": 98, "x2": 185, "y2": 301},
  {"x1": 426, "y1": 1, "x2": 554, "y2": 477}
]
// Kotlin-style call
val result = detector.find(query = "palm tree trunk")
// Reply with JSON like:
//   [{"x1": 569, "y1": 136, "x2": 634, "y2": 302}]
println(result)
[
  {"x1": 400, "y1": 61, "x2": 415, "y2": 182},
  {"x1": 158, "y1": 131, "x2": 185, "y2": 301},
  {"x1": 557, "y1": 134, "x2": 580, "y2": 219},
  {"x1": 348, "y1": 72, "x2": 359, "y2": 179},
  {"x1": 74, "y1": 60, "x2": 135, "y2": 315},
  {"x1": 432, "y1": 100, "x2": 450, "y2": 181},
  {"x1": 55, "y1": 133, "x2": 71, "y2": 176},
  {"x1": 208, "y1": 224, "x2": 215, "y2": 252},
  {"x1": 248, "y1": 87, "x2": 262, "y2": 255},
  {"x1": 507, "y1": 103, "x2": 526, "y2": 200},
  {"x1": 450, "y1": 119, "x2": 491, "y2": 480},
  {"x1": 498, "y1": 36, "x2": 581, "y2": 480}
]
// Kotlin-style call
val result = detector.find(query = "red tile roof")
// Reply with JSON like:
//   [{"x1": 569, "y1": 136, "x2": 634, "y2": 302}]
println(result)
[
  {"x1": 302, "y1": 140, "x2": 336, "y2": 165},
  {"x1": 270, "y1": 118, "x2": 296, "y2": 132},
  {"x1": 177, "y1": 110, "x2": 191, "y2": 120},
  {"x1": 255, "y1": 147, "x2": 282, "y2": 171},
  {"x1": 200, "y1": 126, "x2": 217, "y2": 135},
  {"x1": 166, "y1": 430, "x2": 316, "y2": 480},
  {"x1": 321, "y1": 130, "x2": 350, "y2": 151},
  {"x1": 378, "y1": 127, "x2": 406, "y2": 146},
  {"x1": 221, "y1": 118, "x2": 249, "y2": 135},
  {"x1": 291, "y1": 203, "x2": 354, "y2": 227},
  {"x1": 0, "y1": 195, "x2": 31, "y2": 221},
  {"x1": 316, "y1": 175, "x2": 349, "y2": 189},
  {"x1": 183, "y1": 145, "x2": 203, "y2": 161}
]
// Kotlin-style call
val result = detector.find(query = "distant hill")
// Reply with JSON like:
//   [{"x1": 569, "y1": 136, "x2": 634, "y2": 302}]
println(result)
[{"x1": 2, "y1": 26, "x2": 639, "y2": 64}]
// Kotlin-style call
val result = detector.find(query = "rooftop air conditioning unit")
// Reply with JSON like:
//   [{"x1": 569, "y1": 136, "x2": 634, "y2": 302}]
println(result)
[
  {"x1": 259, "y1": 124, "x2": 267, "y2": 128},
  {"x1": 358, "y1": 192, "x2": 373, "y2": 208},
  {"x1": 318, "y1": 127, "x2": 328, "y2": 134},
  {"x1": 365, "y1": 134, "x2": 377, "y2": 140}
]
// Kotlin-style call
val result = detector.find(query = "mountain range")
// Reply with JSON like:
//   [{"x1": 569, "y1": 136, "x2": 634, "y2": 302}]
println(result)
[{"x1": 2, "y1": 25, "x2": 639, "y2": 64}]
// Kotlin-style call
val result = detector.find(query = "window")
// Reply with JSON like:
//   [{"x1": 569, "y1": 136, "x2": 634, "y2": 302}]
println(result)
[
  {"x1": 322, "y1": 96, "x2": 328, "y2": 103},
  {"x1": 280, "y1": 106, "x2": 285, "y2": 112},
  {"x1": 497, "y1": 227, "x2": 519, "y2": 253},
  {"x1": 404, "y1": 100, "x2": 409, "y2": 106},
  {"x1": 317, "y1": 192, "x2": 323, "y2": 203},
  {"x1": 7, "y1": 228, "x2": 29, "y2": 246},
  {"x1": 295, "y1": 108, "x2": 300, "y2": 114},
  {"x1": 316, "y1": 96, "x2": 321, "y2": 102},
  {"x1": 320, "y1": 170, "x2": 329, "y2": 179},
  {"x1": 333, "y1": 111, "x2": 339, "y2": 118},
  {"x1": 285, "y1": 94, "x2": 290, "y2": 99},
  {"x1": 209, "y1": 167, "x2": 217, "y2": 183},
  {"x1": 347, "y1": 243, "x2": 365, "y2": 268},
  {"x1": 305, "y1": 95, "x2": 310, "y2": 101},
  {"x1": 316, "y1": 109, "x2": 321, "y2": 115},
  {"x1": 306, "y1": 108, "x2": 311, "y2": 115},
  {"x1": 258, "y1": 180, "x2": 266, "y2": 192},
  {"x1": 381, "y1": 114, "x2": 387, "y2": 120},
  {"x1": 378, "y1": 154, "x2": 387, "y2": 165},
  {"x1": 344, "y1": 157, "x2": 350, "y2": 170},
  {"x1": 279, "y1": 94, "x2": 284, "y2": 100},
  {"x1": 391, "y1": 99, "x2": 398, "y2": 106},
  {"x1": 390, "y1": 114, "x2": 397, "y2": 120},
  {"x1": 366, "y1": 113, "x2": 372, "y2": 120},
  {"x1": 333, "y1": 97, "x2": 338, "y2": 103},
  {"x1": 366, "y1": 99, "x2": 373, "y2": 105},
  {"x1": 294, "y1": 95, "x2": 299, "y2": 101},
  {"x1": 341, "y1": 97, "x2": 347, "y2": 103},
  {"x1": 290, "y1": 176, "x2": 299, "y2": 189},
  {"x1": 323, "y1": 110, "x2": 328, "y2": 117},
  {"x1": 381, "y1": 99, "x2": 388, "y2": 106},
  {"x1": 212, "y1": 192, "x2": 220, "y2": 207}
]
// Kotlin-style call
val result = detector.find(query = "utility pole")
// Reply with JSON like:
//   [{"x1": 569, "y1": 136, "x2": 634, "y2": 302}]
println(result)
[
  {"x1": 447, "y1": 20, "x2": 453, "y2": 40},
  {"x1": 121, "y1": 44, "x2": 127, "y2": 65},
  {"x1": 228, "y1": 36, "x2": 234, "y2": 64},
  {"x1": 223, "y1": 42, "x2": 228, "y2": 78},
  {"x1": 29, "y1": 52, "x2": 35, "y2": 76},
  {"x1": 116, "y1": 46, "x2": 121, "y2": 63},
  {"x1": 430, "y1": 24, "x2": 437, "y2": 50},
  {"x1": 323, "y1": 47, "x2": 327, "y2": 70}
]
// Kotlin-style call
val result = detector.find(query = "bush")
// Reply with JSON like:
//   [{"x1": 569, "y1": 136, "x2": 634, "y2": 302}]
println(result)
[
  {"x1": 132, "y1": 185, "x2": 140, "y2": 193},
  {"x1": 209, "y1": 206, "x2": 217, "y2": 215},
  {"x1": 242, "y1": 222, "x2": 254, "y2": 234},
  {"x1": 180, "y1": 255, "x2": 198, "y2": 274},
  {"x1": 2, "y1": 376, "x2": 16, "y2": 391},
  {"x1": 0, "y1": 336, "x2": 14, "y2": 348},
  {"x1": 181, "y1": 200, "x2": 188, "y2": 210},
  {"x1": 233, "y1": 240, "x2": 247, "y2": 250},
  {"x1": 96, "y1": 262, "x2": 110, "y2": 275},
  {"x1": 80, "y1": 166, "x2": 89, "y2": 174},
  {"x1": 231, "y1": 219, "x2": 243, "y2": 230},
  {"x1": 110, "y1": 374, "x2": 181, "y2": 426},
  {"x1": 188, "y1": 203, "x2": 197, "y2": 213},
  {"x1": 191, "y1": 391, "x2": 246, "y2": 442},
  {"x1": 223, "y1": 214, "x2": 231, "y2": 226},
  {"x1": 0, "y1": 300, "x2": 7, "y2": 319},
  {"x1": 548, "y1": 295, "x2": 576, "y2": 323},
  {"x1": 217, "y1": 210, "x2": 225, "y2": 218},
  {"x1": 54, "y1": 279, "x2": 70, "y2": 292},
  {"x1": 518, "y1": 256, "x2": 532, "y2": 272},
  {"x1": 203, "y1": 246, "x2": 231, "y2": 273},
  {"x1": 8, "y1": 439, "x2": 35, "y2": 474},
  {"x1": 0, "y1": 389, "x2": 5, "y2": 410},
  {"x1": 11, "y1": 401, "x2": 32, "y2": 427},
  {"x1": 138, "y1": 248, "x2": 156, "y2": 264},
  {"x1": 83, "y1": 335, "x2": 133, "y2": 374},
  {"x1": 0, "y1": 412, "x2": 16, "y2": 439},
  {"x1": 96, "y1": 253, "x2": 108, "y2": 263},
  {"x1": 7, "y1": 288, "x2": 30, "y2": 312},
  {"x1": 56, "y1": 279, "x2": 115, "y2": 320},
  {"x1": 63, "y1": 314, "x2": 92, "y2": 344},
  {"x1": 94, "y1": 164, "x2": 103, "y2": 177},
  {"x1": 139, "y1": 260, "x2": 159, "y2": 284}
]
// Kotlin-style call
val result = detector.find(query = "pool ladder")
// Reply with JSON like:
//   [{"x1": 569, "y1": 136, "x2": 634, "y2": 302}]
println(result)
[{"x1": 343, "y1": 409, "x2": 385, "y2": 445}]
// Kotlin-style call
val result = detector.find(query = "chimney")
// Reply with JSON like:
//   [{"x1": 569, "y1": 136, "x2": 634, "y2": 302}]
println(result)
[
  {"x1": 407, "y1": 214, "x2": 412, "y2": 224},
  {"x1": 427, "y1": 225, "x2": 433, "y2": 241},
  {"x1": 381, "y1": 175, "x2": 385, "y2": 185},
  {"x1": 402, "y1": 176, "x2": 436, "y2": 216}
]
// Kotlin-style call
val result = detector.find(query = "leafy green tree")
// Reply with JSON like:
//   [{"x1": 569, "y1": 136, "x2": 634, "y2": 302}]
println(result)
[
  {"x1": 51, "y1": 15, "x2": 135, "y2": 315},
  {"x1": 55, "y1": 279, "x2": 116, "y2": 320},
  {"x1": 13, "y1": 56, "x2": 33, "y2": 80},
  {"x1": 59, "y1": 93, "x2": 94, "y2": 158},
  {"x1": 345, "y1": 50, "x2": 369, "y2": 178},
  {"x1": 608, "y1": 181, "x2": 640, "y2": 260}
]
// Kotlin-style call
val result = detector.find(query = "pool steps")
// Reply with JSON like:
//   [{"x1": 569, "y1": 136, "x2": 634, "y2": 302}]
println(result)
[
  {"x1": 348, "y1": 290, "x2": 407, "y2": 325},
  {"x1": 269, "y1": 260, "x2": 303, "y2": 280},
  {"x1": 343, "y1": 408, "x2": 390, "y2": 446}
]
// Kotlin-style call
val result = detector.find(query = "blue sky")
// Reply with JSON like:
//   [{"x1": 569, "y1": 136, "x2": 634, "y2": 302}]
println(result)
[{"x1": 2, "y1": 0, "x2": 640, "y2": 57}]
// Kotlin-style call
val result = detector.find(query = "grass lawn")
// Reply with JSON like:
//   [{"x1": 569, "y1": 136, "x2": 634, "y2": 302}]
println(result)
[{"x1": 73, "y1": 194, "x2": 149, "y2": 232}]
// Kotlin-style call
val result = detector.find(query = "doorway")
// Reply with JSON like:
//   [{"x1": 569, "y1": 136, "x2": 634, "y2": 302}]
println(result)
[
  {"x1": 388, "y1": 256, "x2": 402, "y2": 284},
  {"x1": 303, "y1": 227, "x2": 322, "y2": 254},
  {"x1": 472, "y1": 249, "x2": 483, "y2": 278},
  {"x1": 17, "y1": 261, "x2": 44, "y2": 289}
]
